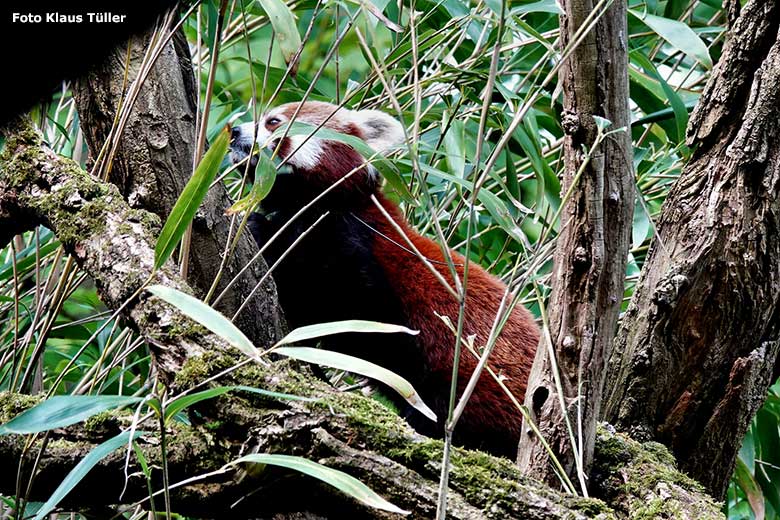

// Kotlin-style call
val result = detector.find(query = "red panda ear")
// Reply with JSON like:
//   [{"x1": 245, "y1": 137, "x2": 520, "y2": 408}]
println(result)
[{"x1": 350, "y1": 110, "x2": 405, "y2": 154}]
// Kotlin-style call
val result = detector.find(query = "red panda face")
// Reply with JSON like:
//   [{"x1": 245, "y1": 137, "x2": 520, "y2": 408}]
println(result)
[{"x1": 231, "y1": 101, "x2": 404, "y2": 204}]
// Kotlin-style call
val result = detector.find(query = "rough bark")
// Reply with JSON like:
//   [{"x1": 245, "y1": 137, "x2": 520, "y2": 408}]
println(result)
[
  {"x1": 603, "y1": 0, "x2": 780, "y2": 499},
  {"x1": 517, "y1": 0, "x2": 635, "y2": 488},
  {"x1": 0, "y1": 118, "x2": 724, "y2": 520},
  {"x1": 72, "y1": 26, "x2": 285, "y2": 348}
]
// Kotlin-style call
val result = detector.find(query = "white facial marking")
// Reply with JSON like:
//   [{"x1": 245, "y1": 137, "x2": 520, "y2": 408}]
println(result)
[
  {"x1": 229, "y1": 121, "x2": 258, "y2": 165},
  {"x1": 236, "y1": 122, "x2": 256, "y2": 144},
  {"x1": 286, "y1": 134, "x2": 323, "y2": 170},
  {"x1": 256, "y1": 106, "x2": 324, "y2": 170},
  {"x1": 240, "y1": 103, "x2": 401, "y2": 171},
  {"x1": 256, "y1": 108, "x2": 285, "y2": 148},
  {"x1": 254, "y1": 124, "x2": 271, "y2": 148}
]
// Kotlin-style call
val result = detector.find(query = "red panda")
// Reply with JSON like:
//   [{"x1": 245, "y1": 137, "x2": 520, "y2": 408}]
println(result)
[{"x1": 230, "y1": 101, "x2": 540, "y2": 457}]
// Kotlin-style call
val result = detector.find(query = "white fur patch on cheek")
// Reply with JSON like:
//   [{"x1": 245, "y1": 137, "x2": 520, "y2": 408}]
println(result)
[
  {"x1": 286, "y1": 135, "x2": 323, "y2": 169},
  {"x1": 230, "y1": 122, "x2": 259, "y2": 165}
]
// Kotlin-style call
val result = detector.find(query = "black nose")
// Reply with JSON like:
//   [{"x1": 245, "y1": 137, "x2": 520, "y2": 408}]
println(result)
[{"x1": 230, "y1": 127, "x2": 241, "y2": 142}]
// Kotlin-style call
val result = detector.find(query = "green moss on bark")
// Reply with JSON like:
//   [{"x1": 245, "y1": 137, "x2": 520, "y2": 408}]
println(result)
[
  {"x1": 593, "y1": 426, "x2": 723, "y2": 519},
  {"x1": 0, "y1": 392, "x2": 42, "y2": 423},
  {"x1": 83, "y1": 410, "x2": 122, "y2": 436},
  {"x1": 135, "y1": 356, "x2": 720, "y2": 520},
  {"x1": 0, "y1": 135, "x2": 115, "y2": 243},
  {"x1": 0, "y1": 119, "x2": 45, "y2": 185}
]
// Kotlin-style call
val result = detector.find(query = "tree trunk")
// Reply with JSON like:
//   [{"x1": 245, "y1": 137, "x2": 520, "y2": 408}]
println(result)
[
  {"x1": 72, "y1": 25, "x2": 285, "y2": 348},
  {"x1": 603, "y1": 0, "x2": 780, "y2": 499},
  {"x1": 517, "y1": 0, "x2": 634, "y2": 489},
  {"x1": 0, "y1": 120, "x2": 724, "y2": 519}
]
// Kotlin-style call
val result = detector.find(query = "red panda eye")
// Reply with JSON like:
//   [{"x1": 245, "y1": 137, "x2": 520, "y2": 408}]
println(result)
[{"x1": 267, "y1": 117, "x2": 282, "y2": 126}]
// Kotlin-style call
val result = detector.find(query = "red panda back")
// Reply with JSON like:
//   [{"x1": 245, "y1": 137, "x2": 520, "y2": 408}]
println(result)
[{"x1": 363, "y1": 195, "x2": 539, "y2": 455}]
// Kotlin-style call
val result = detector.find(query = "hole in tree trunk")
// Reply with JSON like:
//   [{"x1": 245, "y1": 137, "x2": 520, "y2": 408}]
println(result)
[{"x1": 532, "y1": 386, "x2": 549, "y2": 415}]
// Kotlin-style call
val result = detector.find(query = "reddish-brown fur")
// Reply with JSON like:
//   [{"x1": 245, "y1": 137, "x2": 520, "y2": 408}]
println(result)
[{"x1": 364, "y1": 199, "x2": 539, "y2": 452}]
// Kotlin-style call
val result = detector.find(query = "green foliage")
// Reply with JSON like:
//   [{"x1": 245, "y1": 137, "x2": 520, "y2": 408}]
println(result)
[
  {"x1": 275, "y1": 345, "x2": 436, "y2": 421},
  {"x1": 230, "y1": 453, "x2": 410, "y2": 514},
  {"x1": 728, "y1": 381, "x2": 780, "y2": 520},
  {"x1": 148, "y1": 284, "x2": 262, "y2": 360},
  {"x1": 0, "y1": 394, "x2": 142, "y2": 434},
  {"x1": 276, "y1": 319, "x2": 418, "y2": 345},
  {"x1": 254, "y1": 0, "x2": 302, "y2": 69},
  {"x1": 228, "y1": 149, "x2": 277, "y2": 214},
  {"x1": 154, "y1": 126, "x2": 231, "y2": 270},
  {"x1": 32, "y1": 431, "x2": 145, "y2": 520}
]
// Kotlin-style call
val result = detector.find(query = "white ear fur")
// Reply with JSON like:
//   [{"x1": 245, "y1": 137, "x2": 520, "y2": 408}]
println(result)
[{"x1": 351, "y1": 110, "x2": 405, "y2": 154}]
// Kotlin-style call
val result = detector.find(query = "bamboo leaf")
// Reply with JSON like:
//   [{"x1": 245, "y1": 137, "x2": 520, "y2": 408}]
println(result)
[
  {"x1": 629, "y1": 10, "x2": 712, "y2": 68},
  {"x1": 631, "y1": 50, "x2": 690, "y2": 145},
  {"x1": 0, "y1": 237, "x2": 59, "y2": 282},
  {"x1": 405, "y1": 160, "x2": 532, "y2": 246},
  {"x1": 274, "y1": 346, "x2": 436, "y2": 422},
  {"x1": 147, "y1": 285, "x2": 262, "y2": 361},
  {"x1": 442, "y1": 117, "x2": 466, "y2": 178},
  {"x1": 0, "y1": 395, "x2": 143, "y2": 435},
  {"x1": 348, "y1": 0, "x2": 403, "y2": 32},
  {"x1": 754, "y1": 408, "x2": 780, "y2": 514},
  {"x1": 276, "y1": 320, "x2": 418, "y2": 346},
  {"x1": 33, "y1": 431, "x2": 144, "y2": 520},
  {"x1": 252, "y1": 152, "x2": 278, "y2": 201},
  {"x1": 255, "y1": 0, "x2": 302, "y2": 73},
  {"x1": 163, "y1": 387, "x2": 236, "y2": 423},
  {"x1": 231, "y1": 453, "x2": 409, "y2": 514},
  {"x1": 227, "y1": 151, "x2": 278, "y2": 214},
  {"x1": 631, "y1": 201, "x2": 651, "y2": 250},
  {"x1": 163, "y1": 385, "x2": 314, "y2": 423},
  {"x1": 154, "y1": 127, "x2": 230, "y2": 270},
  {"x1": 734, "y1": 456, "x2": 765, "y2": 520},
  {"x1": 512, "y1": 0, "x2": 561, "y2": 14}
]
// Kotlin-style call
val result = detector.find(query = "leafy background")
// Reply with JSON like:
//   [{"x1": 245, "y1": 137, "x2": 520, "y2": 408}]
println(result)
[{"x1": 0, "y1": 0, "x2": 773, "y2": 517}]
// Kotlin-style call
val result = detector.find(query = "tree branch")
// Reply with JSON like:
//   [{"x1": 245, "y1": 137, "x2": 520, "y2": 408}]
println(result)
[{"x1": 72, "y1": 24, "x2": 285, "y2": 348}]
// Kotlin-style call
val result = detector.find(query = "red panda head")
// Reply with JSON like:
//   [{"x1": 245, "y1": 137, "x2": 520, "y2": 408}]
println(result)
[{"x1": 231, "y1": 101, "x2": 404, "y2": 205}]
